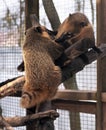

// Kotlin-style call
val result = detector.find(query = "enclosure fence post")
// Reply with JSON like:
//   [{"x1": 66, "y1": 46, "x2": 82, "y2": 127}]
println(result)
[
  {"x1": 25, "y1": 0, "x2": 39, "y2": 130},
  {"x1": 25, "y1": 0, "x2": 39, "y2": 30},
  {"x1": 97, "y1": 0, "x2": 106, "y2": 130}
]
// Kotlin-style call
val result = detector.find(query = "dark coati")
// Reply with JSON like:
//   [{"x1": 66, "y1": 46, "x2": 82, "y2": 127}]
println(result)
[
  {"x1": 55, "y1": 12, "x2": 101, "y2": 65},
  {"x1": 56, "y1": 12, "x2": 95, "y2": 46},
  {"x1": 20, "y1": 25, "x2": 64, "y2": 108}
]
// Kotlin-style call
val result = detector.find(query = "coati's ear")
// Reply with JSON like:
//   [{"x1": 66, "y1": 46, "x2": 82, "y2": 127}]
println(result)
[
  {"x1": 24, "y1": 31, "x2": 26, "y2": 35},
  {"x1": 80, "y1": 22, "x2": 87, "y2": 27},
  {"x1": 35, "y1": 26, "x2": 42, "y2": 33},
  {"x1": 69, "y1": 13, "x2": 72, "y2": 17}
]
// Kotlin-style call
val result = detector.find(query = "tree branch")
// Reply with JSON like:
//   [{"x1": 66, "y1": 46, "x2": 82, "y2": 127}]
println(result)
[
  {"x1": 0, "y1": 116, "x2": 14, "y2": 130},
  {"x1": 0, "y1": 110, "x2": 59, "y2": 127},
  {"x1": 42, "y1": 0, "x2": 61, "y2": 30},
  {"x1": 0, "y1": 76, "x2": 25, "y2": 98},
  {"x1": 62, "y1": 44, "x2": 106, "y2": 82},
  {"x1": 0, "y1": 76, "x2": 23, "y2": 87}
]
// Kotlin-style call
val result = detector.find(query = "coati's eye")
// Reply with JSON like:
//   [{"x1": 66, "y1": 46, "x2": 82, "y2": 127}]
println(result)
[
  {"x1": 34, "y1": 26, "x2": 42, "y2": 33},
  {"x1": 67, "y1": 32, "x2": 74, "y2": 38},
  {"x1": 80, "y1": 22, "x2": 87, "y2": 27}
]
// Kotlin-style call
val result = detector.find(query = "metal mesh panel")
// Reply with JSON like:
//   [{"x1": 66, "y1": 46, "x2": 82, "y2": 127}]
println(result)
[
  {"x1": 0, "y1": 0, "x2": 25, "y2": 130},
  {"x1": 54, "y1": 110, "x2": 95, "y2": 130},
  {"x1": 77, "y1": 62, "x2": 97, "y2": 90}
]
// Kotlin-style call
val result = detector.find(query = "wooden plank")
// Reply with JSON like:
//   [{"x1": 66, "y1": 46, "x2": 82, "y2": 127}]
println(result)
[
  {"x1": 52, "y1": 99, "x2": 96, "y2": 114},
  {"x1": 9, "y1": 89, "x2": 97, "y2": 101},
  {"x1": 54, "y1": 90, "x2": 96, "y2": 101}
]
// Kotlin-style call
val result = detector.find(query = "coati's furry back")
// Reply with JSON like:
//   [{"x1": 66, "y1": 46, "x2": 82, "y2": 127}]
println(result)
[{"x1": 20, "y1": 26, "x2": 63, "y2": 108}]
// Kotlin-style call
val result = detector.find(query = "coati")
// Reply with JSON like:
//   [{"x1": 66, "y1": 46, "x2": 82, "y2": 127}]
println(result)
[
  {"x1": 17, "y1": 28, "x2": 57, "y2": 72},
  {"x1": 18, "y1": 12, "x2": 101, "y2": 75},
  {"x1": 20, "y1": 25, "x2": 64, "y2": 108},
  {"x1": 56, "y1": 12, "x2": 95, "y2": 46},
  {"x1": 55, "y1": 12, "x2": 101, "y2": 65}
]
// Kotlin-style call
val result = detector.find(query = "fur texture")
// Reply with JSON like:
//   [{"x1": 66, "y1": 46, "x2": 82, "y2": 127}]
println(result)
[{"x1": 20, "y1": 26, "x2": 63, "y2": 108}]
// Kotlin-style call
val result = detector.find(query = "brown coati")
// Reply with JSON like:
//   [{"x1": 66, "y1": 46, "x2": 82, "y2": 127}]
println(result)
[
  {"x1": 55, "y1": 12, "x2": 101, "y2": 66},
  {"x1": 17, "y1": 28, "x2": 57, "y2": 72},
  {"x1": 56, "y1": 12, "x2": 95, "y2": 46},
  {"x1": 20, "y1": 25, "x2": 64, "y2": 108},
  {"x1": 18, "y1": 12, "x2": 101, "y2": 72}
]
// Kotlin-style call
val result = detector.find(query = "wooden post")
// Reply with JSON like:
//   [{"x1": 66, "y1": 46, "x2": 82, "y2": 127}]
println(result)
[
  {"x1": 25, "y1": 0, "x2": 39, "y2": 130},
  {"x1": 96, "y1": 0, "x2": 106, "y2": 130},
  {"x1": 25, "y1": 0, "x2": 39, "y2": 30}
]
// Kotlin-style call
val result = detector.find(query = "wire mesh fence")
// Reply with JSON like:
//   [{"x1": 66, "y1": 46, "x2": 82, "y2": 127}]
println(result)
[
  {"x1": 0, "y1": 0, "x2": 25, "y2": 130},
  {"x1": 55, "y1": 110, "x2": 95, "y2": 130},
  {"x1": 0, "y1": 0, "x2": 97, "y2": 130}
]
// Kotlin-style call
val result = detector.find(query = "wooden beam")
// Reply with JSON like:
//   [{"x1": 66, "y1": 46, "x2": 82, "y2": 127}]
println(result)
[
  {"x1": 52, "y1": 99, "x2": 96, "y2": 114},
  {"x1": 54, "y1": 90, "x2": 96, "y2": 101},
  {"x1": 97, "y1": 0, "x2": 106, "y2": 129},
  {"x1": 0, "y1": 82, "x2": 97, "y2": 101}
]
